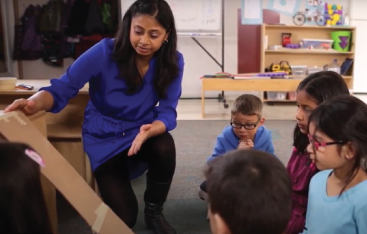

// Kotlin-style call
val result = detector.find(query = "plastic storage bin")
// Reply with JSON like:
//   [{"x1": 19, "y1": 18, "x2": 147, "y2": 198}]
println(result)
[
  {"x1": 300, "y1": 39, "x2": 333, "y2": 49},
  {"x1": 308, "y1": 66, "x2": 323, "y2": 74},
  {"x1": 267, "y1": 92, "x2": 287, "y2": 100},
  {"x1": 291, "y1": 65, "x2": 307, "y2": 76}
]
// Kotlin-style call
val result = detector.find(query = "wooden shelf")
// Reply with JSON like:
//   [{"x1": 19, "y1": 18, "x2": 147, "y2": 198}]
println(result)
[
  {"x1": 264, "y1": 99, "x2": 296, "y2": 102},
  {"x1": 265, "y1": 49, "x2": 354, "y2": 55},
  {"x1": 264, "y1": 25, "x2": 356, "y2": 30},
  {"x1": 260, "y1": 23, "x2": 355, "y2": 101},
  {"x1": 286, "y1": 75, "x2": 352, "y2": 79}
]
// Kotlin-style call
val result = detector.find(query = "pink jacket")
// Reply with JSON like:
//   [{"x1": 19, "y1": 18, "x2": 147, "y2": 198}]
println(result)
[{"x1": 284, "y1": 148, "x2": 318, "y2": 234}]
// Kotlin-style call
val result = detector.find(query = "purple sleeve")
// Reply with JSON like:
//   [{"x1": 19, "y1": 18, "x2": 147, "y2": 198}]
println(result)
[
  {"x1": 39, "y1": 41, "x2": 104, "y2": 113},
  {"x1": 154, "y1": 53, "x2": 185, "y2": 131}
]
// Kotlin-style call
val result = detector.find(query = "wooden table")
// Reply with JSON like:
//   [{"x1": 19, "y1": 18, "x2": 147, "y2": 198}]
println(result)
[
  {"x1": 0, "y1": 80, "x2": 89, "y2": 125},
  {"x1": 201, "y1": 78, "x2": 302, "y2": 118}
]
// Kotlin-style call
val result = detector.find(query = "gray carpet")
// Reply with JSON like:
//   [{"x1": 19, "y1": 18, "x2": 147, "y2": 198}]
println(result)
[{"x1": 57, "y1": 120, "x2": 295, "y2": 234}]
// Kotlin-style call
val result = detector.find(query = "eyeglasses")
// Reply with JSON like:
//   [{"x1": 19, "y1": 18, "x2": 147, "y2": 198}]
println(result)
[
  {"x1": 230, "y1": 118, "x2": 260, "y2": 130},
  {"x1": 308, "y1": 134, "x2": 345, "y2": 151}
]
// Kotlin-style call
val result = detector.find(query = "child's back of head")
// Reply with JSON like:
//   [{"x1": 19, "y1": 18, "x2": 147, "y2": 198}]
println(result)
[
  {"x1": 205, "y1": 149, "x2": 292, "y2": 234},
  {"x1": 0, "y1": 141, "x2": 52, "y2": 233}
]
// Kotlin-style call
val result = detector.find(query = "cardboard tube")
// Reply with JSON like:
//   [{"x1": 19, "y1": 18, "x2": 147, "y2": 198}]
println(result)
[{"x1": 92, "y1": 203, "x2": 109, "y2": 234}]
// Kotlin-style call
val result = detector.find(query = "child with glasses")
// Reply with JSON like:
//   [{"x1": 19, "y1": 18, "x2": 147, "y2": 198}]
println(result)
[
  {"x1": 301, "y1": 95, "x2": 367, "y2": 234},
  {"x1": 285, "y1": 71, "x2": 350, "y2": 234},
  {"x1": 199, "y1": 94, "x2": 275, "y2": 201}
]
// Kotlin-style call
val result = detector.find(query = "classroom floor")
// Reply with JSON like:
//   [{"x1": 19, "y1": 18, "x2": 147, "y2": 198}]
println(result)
[{"x1": 58, "y1": 118, "x2": 295, "y2": 234}]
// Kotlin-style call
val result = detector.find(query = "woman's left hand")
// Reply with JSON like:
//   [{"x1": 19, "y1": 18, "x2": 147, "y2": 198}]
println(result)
[{"x1": 128, "y1": 124, "x2": 152, "y2": 156}]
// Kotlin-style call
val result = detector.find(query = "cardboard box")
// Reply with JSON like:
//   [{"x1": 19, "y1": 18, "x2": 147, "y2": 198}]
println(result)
[
  {"x1": 6, "y1": 111, "x2": 58, "y2": 233},
  {"x1": 0, "y1": 111, "x2": 133, "y2": 234}
]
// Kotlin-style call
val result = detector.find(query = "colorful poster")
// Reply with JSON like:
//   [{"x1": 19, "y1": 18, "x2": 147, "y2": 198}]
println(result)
[
  {"x1": 303, "y1": 0, "x2": 324, "y2": 25},
  {"x1": 241, "y1": 0, "x2": 263, "y2": 25},
  {"x1": 267, "y1": 0, "x2": 302, "y2": 16},
  {"x1": 307, "y1": 0, "x2": 323, "y2": 6}
]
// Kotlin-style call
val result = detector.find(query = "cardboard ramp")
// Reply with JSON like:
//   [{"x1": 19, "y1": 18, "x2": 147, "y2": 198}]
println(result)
[{"x1": 0, "y1": 111, "x2": 133, "y2": 234}]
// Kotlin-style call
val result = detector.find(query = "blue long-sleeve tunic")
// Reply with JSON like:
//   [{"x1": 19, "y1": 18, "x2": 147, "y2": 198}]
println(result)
[{"x1": 40, "y1": 38, "x2": 185, "y2": 179}]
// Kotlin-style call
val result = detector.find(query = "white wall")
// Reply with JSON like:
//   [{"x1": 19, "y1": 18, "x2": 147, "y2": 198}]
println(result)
[
  {"x1": 121, "y1": 0, "x2": 349, "y2": 98},
  {"x1": 4, "y1": 0, "x2": 355, "y2": 98},
  {"x1": 120, "y1": 0, "x2": 241, "y2": 98},
  {"x1": 350, "y1": 0, "x2": 367, "y2": 93},
  {"x1": 172, "y1": 0, "x2": 348, "y2": 97}
]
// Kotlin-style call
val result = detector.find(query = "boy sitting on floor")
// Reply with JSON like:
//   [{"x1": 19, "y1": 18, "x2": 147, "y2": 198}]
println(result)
[
  {"x1": 205, "y1": 150, "x2": 292, "y2": 234},
  {"x1": 199, "y1": 94, "x2": 275, "y2": 200}
]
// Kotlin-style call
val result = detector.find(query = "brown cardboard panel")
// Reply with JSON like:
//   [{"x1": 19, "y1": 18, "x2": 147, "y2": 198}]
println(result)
[
  {"x1": 0, "y1": 111, "x2": 58, "y2": 234},
  {"x1": 0, "y1": 111, "x2": 134, "y2": 234}
]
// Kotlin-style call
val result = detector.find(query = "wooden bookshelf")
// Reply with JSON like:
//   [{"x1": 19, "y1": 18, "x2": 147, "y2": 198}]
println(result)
[{"x1": 260, "y1": 24, "x2": 355, "y2": 102}]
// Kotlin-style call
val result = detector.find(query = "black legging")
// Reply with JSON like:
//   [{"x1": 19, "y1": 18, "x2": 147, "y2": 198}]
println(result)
[{"x1": 93, "y1": 132, "x2": 176, "y2": 227}]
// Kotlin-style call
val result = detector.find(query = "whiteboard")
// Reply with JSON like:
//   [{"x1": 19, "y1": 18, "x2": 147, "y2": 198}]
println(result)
[{"x1": 120, "y1": 0, "x2": 222, "y2": 33}]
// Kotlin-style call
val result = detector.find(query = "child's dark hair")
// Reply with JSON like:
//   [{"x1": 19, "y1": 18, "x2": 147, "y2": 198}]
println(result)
[
  {"x1": 112, "y1": 0, "x2": 179, "y2": 98},
  {"x1": 231, "y1": 94, "x2": 263, "y2": 117},
  {"x1": 308, "y1": 95, "x2": 367, "y2": 195},
  {"x1": 0, "y1": 141, "x2": 52, "y2": 233},
  {"x1": 205, "y1": 150, "x2": 292, "y2": 234},
  {"x1": 294, "y1": 71, "x2": 349, "y2": 152}
]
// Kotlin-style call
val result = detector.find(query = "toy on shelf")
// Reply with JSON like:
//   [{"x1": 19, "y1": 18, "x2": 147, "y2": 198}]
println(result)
[
  {"x1": 268, "y1": 61, "x2": 292, "y2": 75},
  {"x1": 250, "y1": 72, "x2": 287, "y2": 77},
  {"x1": 286, "y1": 44, "x2": 301, "y2": 49},
  {"x1": 202, "y1": 72, "x2": 288, "y2": 79},
  {"x1": 280, "y1": 61, "x2": 292, "y2": 74},
  {"x1": 324, "y1": 3, "x2": 343, "y2": 26},
  {"x1": 282, "y1": 33, "x2": 292, "y2": 47},
  {"x1": 293, "y1": 8, "x2": 325, "y2": 26},
  {"x1": 300, "y1": 39, "x2": 333, "y2": 50}
]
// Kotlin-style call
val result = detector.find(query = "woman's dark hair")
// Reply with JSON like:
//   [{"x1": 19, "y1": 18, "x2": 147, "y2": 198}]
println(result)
[
  {"x1": 308, "y1": 95, "x2": 367, "y2": 195},
  {"x1": 0, "y1": 142, "x2": 52, "y2": 233},
  {"x1": 293, "y1": 71, "x2": 349, "y2": 152},
  {"x1": 112, "y1": 0, "x2": 179, "y2": 98}
]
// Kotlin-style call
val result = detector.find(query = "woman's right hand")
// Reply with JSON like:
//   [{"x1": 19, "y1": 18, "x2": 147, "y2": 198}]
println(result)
[{"x1": 4, "y1": 98, "x2": 39, "y2": 115}]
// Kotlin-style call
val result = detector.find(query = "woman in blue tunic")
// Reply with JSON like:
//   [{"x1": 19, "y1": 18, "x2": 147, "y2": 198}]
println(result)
[{"x1": 5, "y1": 1, "x2": 184, "y2": 233}]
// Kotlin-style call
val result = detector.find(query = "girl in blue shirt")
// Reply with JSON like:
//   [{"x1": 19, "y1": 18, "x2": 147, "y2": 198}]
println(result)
[
  {"x1": 303, "y1": 95, "x2": 367, "y2": 234},
  {"x1": 5, "y1": 0, "x2": 184, "y2": 233}
]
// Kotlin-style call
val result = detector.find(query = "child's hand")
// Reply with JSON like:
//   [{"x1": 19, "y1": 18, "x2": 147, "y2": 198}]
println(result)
[{"x1": 238, "y1": 139, "x2": 254, "y2": 150}]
